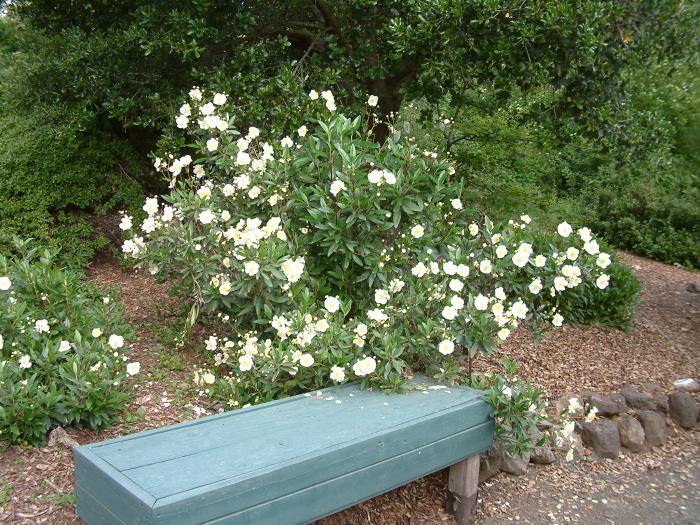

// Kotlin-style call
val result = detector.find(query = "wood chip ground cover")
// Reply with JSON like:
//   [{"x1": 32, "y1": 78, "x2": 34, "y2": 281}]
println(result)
[{"x1": 0, "y1": 253, "x2": 697, "y2": 524}]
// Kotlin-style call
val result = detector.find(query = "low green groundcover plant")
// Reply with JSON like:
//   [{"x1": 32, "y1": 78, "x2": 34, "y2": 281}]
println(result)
[
  {"x1": 121, "y1": 89, "x2": 636, "y2": 456},
  {"x1": 0, "y1": 243, "x2": 139, "y2": 446}
]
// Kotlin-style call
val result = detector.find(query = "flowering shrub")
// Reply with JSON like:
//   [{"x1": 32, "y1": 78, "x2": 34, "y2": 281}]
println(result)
[
  {"x1": 478, "y1": 359, "x2": 599, "y2": 460},
  {"x1": 121, "y1": 89, "x2": 628, "y2": 410},
  {"x1": 0, "y1": 244, "x2": 139, "y2": 445}
]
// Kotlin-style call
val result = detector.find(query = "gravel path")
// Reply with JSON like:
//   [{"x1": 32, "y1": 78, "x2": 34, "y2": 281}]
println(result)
[{"x1": 0, "y1": 252, "x2": 698, "y2": 524}]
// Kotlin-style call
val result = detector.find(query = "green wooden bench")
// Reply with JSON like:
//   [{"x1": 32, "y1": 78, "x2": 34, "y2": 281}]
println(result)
[{"x1": 74, "y1": 378, "x2": 493, "y2": 525}]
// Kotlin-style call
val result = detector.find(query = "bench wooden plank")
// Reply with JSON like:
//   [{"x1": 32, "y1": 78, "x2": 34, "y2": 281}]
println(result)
[{"x1": 75, "y1": 378, "x2": 493, "y2": 525}]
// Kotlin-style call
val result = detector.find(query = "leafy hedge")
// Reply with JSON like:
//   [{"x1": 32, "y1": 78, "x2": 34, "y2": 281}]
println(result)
[{"x1": 0, "y1": 243, "x2": 139, "y2": 445}]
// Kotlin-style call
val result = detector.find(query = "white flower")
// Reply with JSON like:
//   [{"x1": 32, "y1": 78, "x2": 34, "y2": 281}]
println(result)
[
  {"x1": 0, "y1": 276, "x2": 12, "y2": 290},
  {"x1": 189, "y1": 87, "x2": 202, "y2": 100},
  {"x1": 411, "y1": 262, "x2": 428, "y2": 277},
  {"x1": 520, "y1": 214, "x2": 531, "y2": 224},
  {"x1": 554, "y1": 276, "x2": 568, "y2": 291},
  {"x1": 449, "y1": 279, "x2": 464, "y2": 292},
  {"x1": 596, "y1": 252, "x2": 611, "y2": 268},
  {"x1": 367, "y1": 169, "x2": 383, "y2": 184},
  {"x1": 492, "y1": 302, "x2": 504, "y2": 316},
  {"x1": 199, "y1": 209, "x2": 215, "y2": 225},
  {"x1": 201, "y1": 372, "x2": 215, "y2": 385},
  {"x1": 517, "y1": 242, "x2": 533, "y2": 256},
  {"x1": 442, "y1": 261, "x2": 457, "y2": 275},
  {"x1": 451, "y1": 199, "x2": 463, "y2": 210},
  {"x1": 438, "y1": 339, "x2": 455, "y2": 355},
  {"x1": 557, "y1": 222, "x2": 573, "y2": 238},
  {"x1": 529, "y1": 278, "x2": 543, "y2": 294},
  {"x1": 193, "y1": 165, "x2": 205, "y2": 178},
  {"x1": 578, "y1": 227, "x2": 592, "y2": 242},
  {"x1": 0, "y1": 334, "x2": 5, "y2": 350},
  {"x1": 92, "y1": 328, "x2": 103, "y2": 338},
  {"x1": 299, "y1": 353, "x2": 315, "y2": 368},
  {"x1": 239, "y1": 354, "x2": 254, "y2": 372},
  {"x1": 596, "y1": 274, "x2": 610, "y2": 289},
  {"x1": 495, "y1": 287, "x2": 506, "y2": 301},
  {"x1": 213, "y1": 93, "x2": 227, "y2": 105},
  {"x1": 217, "y1": 281, "x2": 231, "y2": 295},
  {"x1": 498, "y1": 328, "x2": 510, "y2": 341},
  {"x1": 512, "y1": 251, "x2": 529, "y2": 268},
  {"x1": 442, "y1": 306, "x2": 458, "y2": 320},
  {"x1": 19, "y1": 354, "x2": 32, "y2": 369},
  {"x1": 200, "y1": 102, "x2": 215, "y2": 115},
  {"x1": 297, "y1": 125, "x2": 307, "y2": 137},
  {"x1": 143, "y1": 197, "x2": 159, "y2": 216},
  {"x1": 352, "y1": 356, "x2": 377, "y2": 377},
  {"x1": 468, "y1": 223, "x2": 479, "y2": 236},
  {"x1": 176, "y1": 115, "x2": 189, "y2": 129},
  {"x1": 281, "y1": 136, "x2": 293, "y2": 148},
  {"x1": 457, "y1": 264, "x2": 470, "y2": 278},
  {"x1": 281, "y1": 258, "x2": 305, "y2": 283},
  {"x1": 197, "y1": 186, "x2": 212, "y2": 200},
  {"x1": 552, "y1": 313, "x2": 564, "y2": 327},
  {"x1": 584, "y1": 240, "x2": 600, "y2": 255},
  {"x1": 411, "y1": 225, "x2": 425, "y2": 238},
  {"x1": 235, "y1": 151, "x2": 250, "y2": 166},
  {"x1": 511, "y1": 301, "x2": 528, "y2": 319},
  {"x1": 496, "y1": 245, "x2": 508, "y2": 259},
  {"x1": 534, "y1": 255, "x2": 547, "y2": 267},
  {"x1": 309, "y1": 90, "x2": 319, "y2": 100},
  {"x1": 180, "y1": 103, "x2": 191, "y2": 116},
  {"x1": 35, "y1": 319, "x2": 50, "y2": 333},
  {"x1": 330, "y1": 179, "x2": 346, "y2": 197},
  {"x1": 383, "y1": 171, "x2": 396, "y2": 185},
  {"x1": 248, "y1": 186, "x2": 261, "y2": 199},
  {"x1": 567, "y1": 397, "x2": 581, "y2": 413},
  {"x1": 206, "y1": 138, "x2": 219, "y2": 152},
  {"x1": 585, "y1": 406, "x2": 599, "y2": 422},
  {"x1": 236, "y1": 138, "x2": 250, "y2": 151},
  {"x1": 502, "y1": 386, "x2": 512, "y2": 398},
  {"x1": 324, "y1": 296, "x2": 341, "y2": 313},
  {"x1": 374, "y1": 289, "x2": 390, "y2": 305},
  {"x1": 367, "y1": 95, "x2": 379, "y2": 107},
  {"x1": 474, "y1": 294, "x2": 489, "y2": 311},
  {"x1": 108, "y1": 334, "x2": 125, "y2": 350},
  {"x1": 244, "y1": 260, "x2": 260, "y2": 276},
  {"x1": 566, "y1": 247, "x2": 579, "y2": 261},
  {"x1": 325, "y1": 100, "x2": 336, "y2": 111},
  {"x1": 451, "y1": 295, "x2": 465, "y2": 309},
  {"x1": 330, "y1": 365, "x2": 345, "y2": 382},
  {"x1": 315, "y1": 319, "x2": 329, "y2": 333},
  {"x1": 479, "y1": 260, "x2": 492, "y2": 274},
  {"x1": 126, "y1": 362, "x2": 140, "y2": 376}
]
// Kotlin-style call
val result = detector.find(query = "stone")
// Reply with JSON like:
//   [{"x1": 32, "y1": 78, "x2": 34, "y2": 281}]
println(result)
[
  {"x1": 500, "y1": 450, "x2": 530, "y2": 476},
  {"x1": 581, "y1": 419, "x2": 620, "y2": 459},
  {"x1": 530, "y1": 444, "x2": 556, "y2": 464},
  {"x1": 479, "y1": 449, "x2": 502, "y2": 484},
  {"x1": 637, "y1": 410, "x2": 667, "y2": 447},
  {"x1": 621, "y1": 384, "x2": 656, "y2": 411},
  {"x1": 586, "y1": 392, "x2": 628, "y2": 416},
  {"x1": 668, "y1": 391, "x2": 699, "y2": 429},
  {"x1": 673, "y1": 378, "x2": 700, "y2": 393},
  {"x1": 686, "y1": 282, "x2": 699, "y2": 294},
  {"x1": 640, "y1": 383, "x2": 669, "y2": 413},
  {"x1": 617, "y1": 414, "x2": 645, "y2": 452},
  {"x1": 47, "y1": 426, "x2": 80, "y2": 450}
]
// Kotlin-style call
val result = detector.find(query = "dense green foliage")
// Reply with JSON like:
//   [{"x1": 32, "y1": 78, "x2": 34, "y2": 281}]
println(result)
[
  {"x1": 0, "y1": 19, "x2": 146, "y2": 267},
  {"x1": 0, "y1": 242, "x2": 138, "y2": 445},
  {"x1": 0, "y1": 0, "x2": 698, "y2": 267}
]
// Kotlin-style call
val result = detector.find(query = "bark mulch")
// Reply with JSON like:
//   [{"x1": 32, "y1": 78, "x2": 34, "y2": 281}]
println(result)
[{"x1": 0, "y1": 253, "x2": 698, "y2": 524}]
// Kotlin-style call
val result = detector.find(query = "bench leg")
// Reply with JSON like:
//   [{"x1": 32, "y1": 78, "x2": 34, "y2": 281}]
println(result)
[{"x1": 446, "y1": 455, "x2": 480, "y2": 524}]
